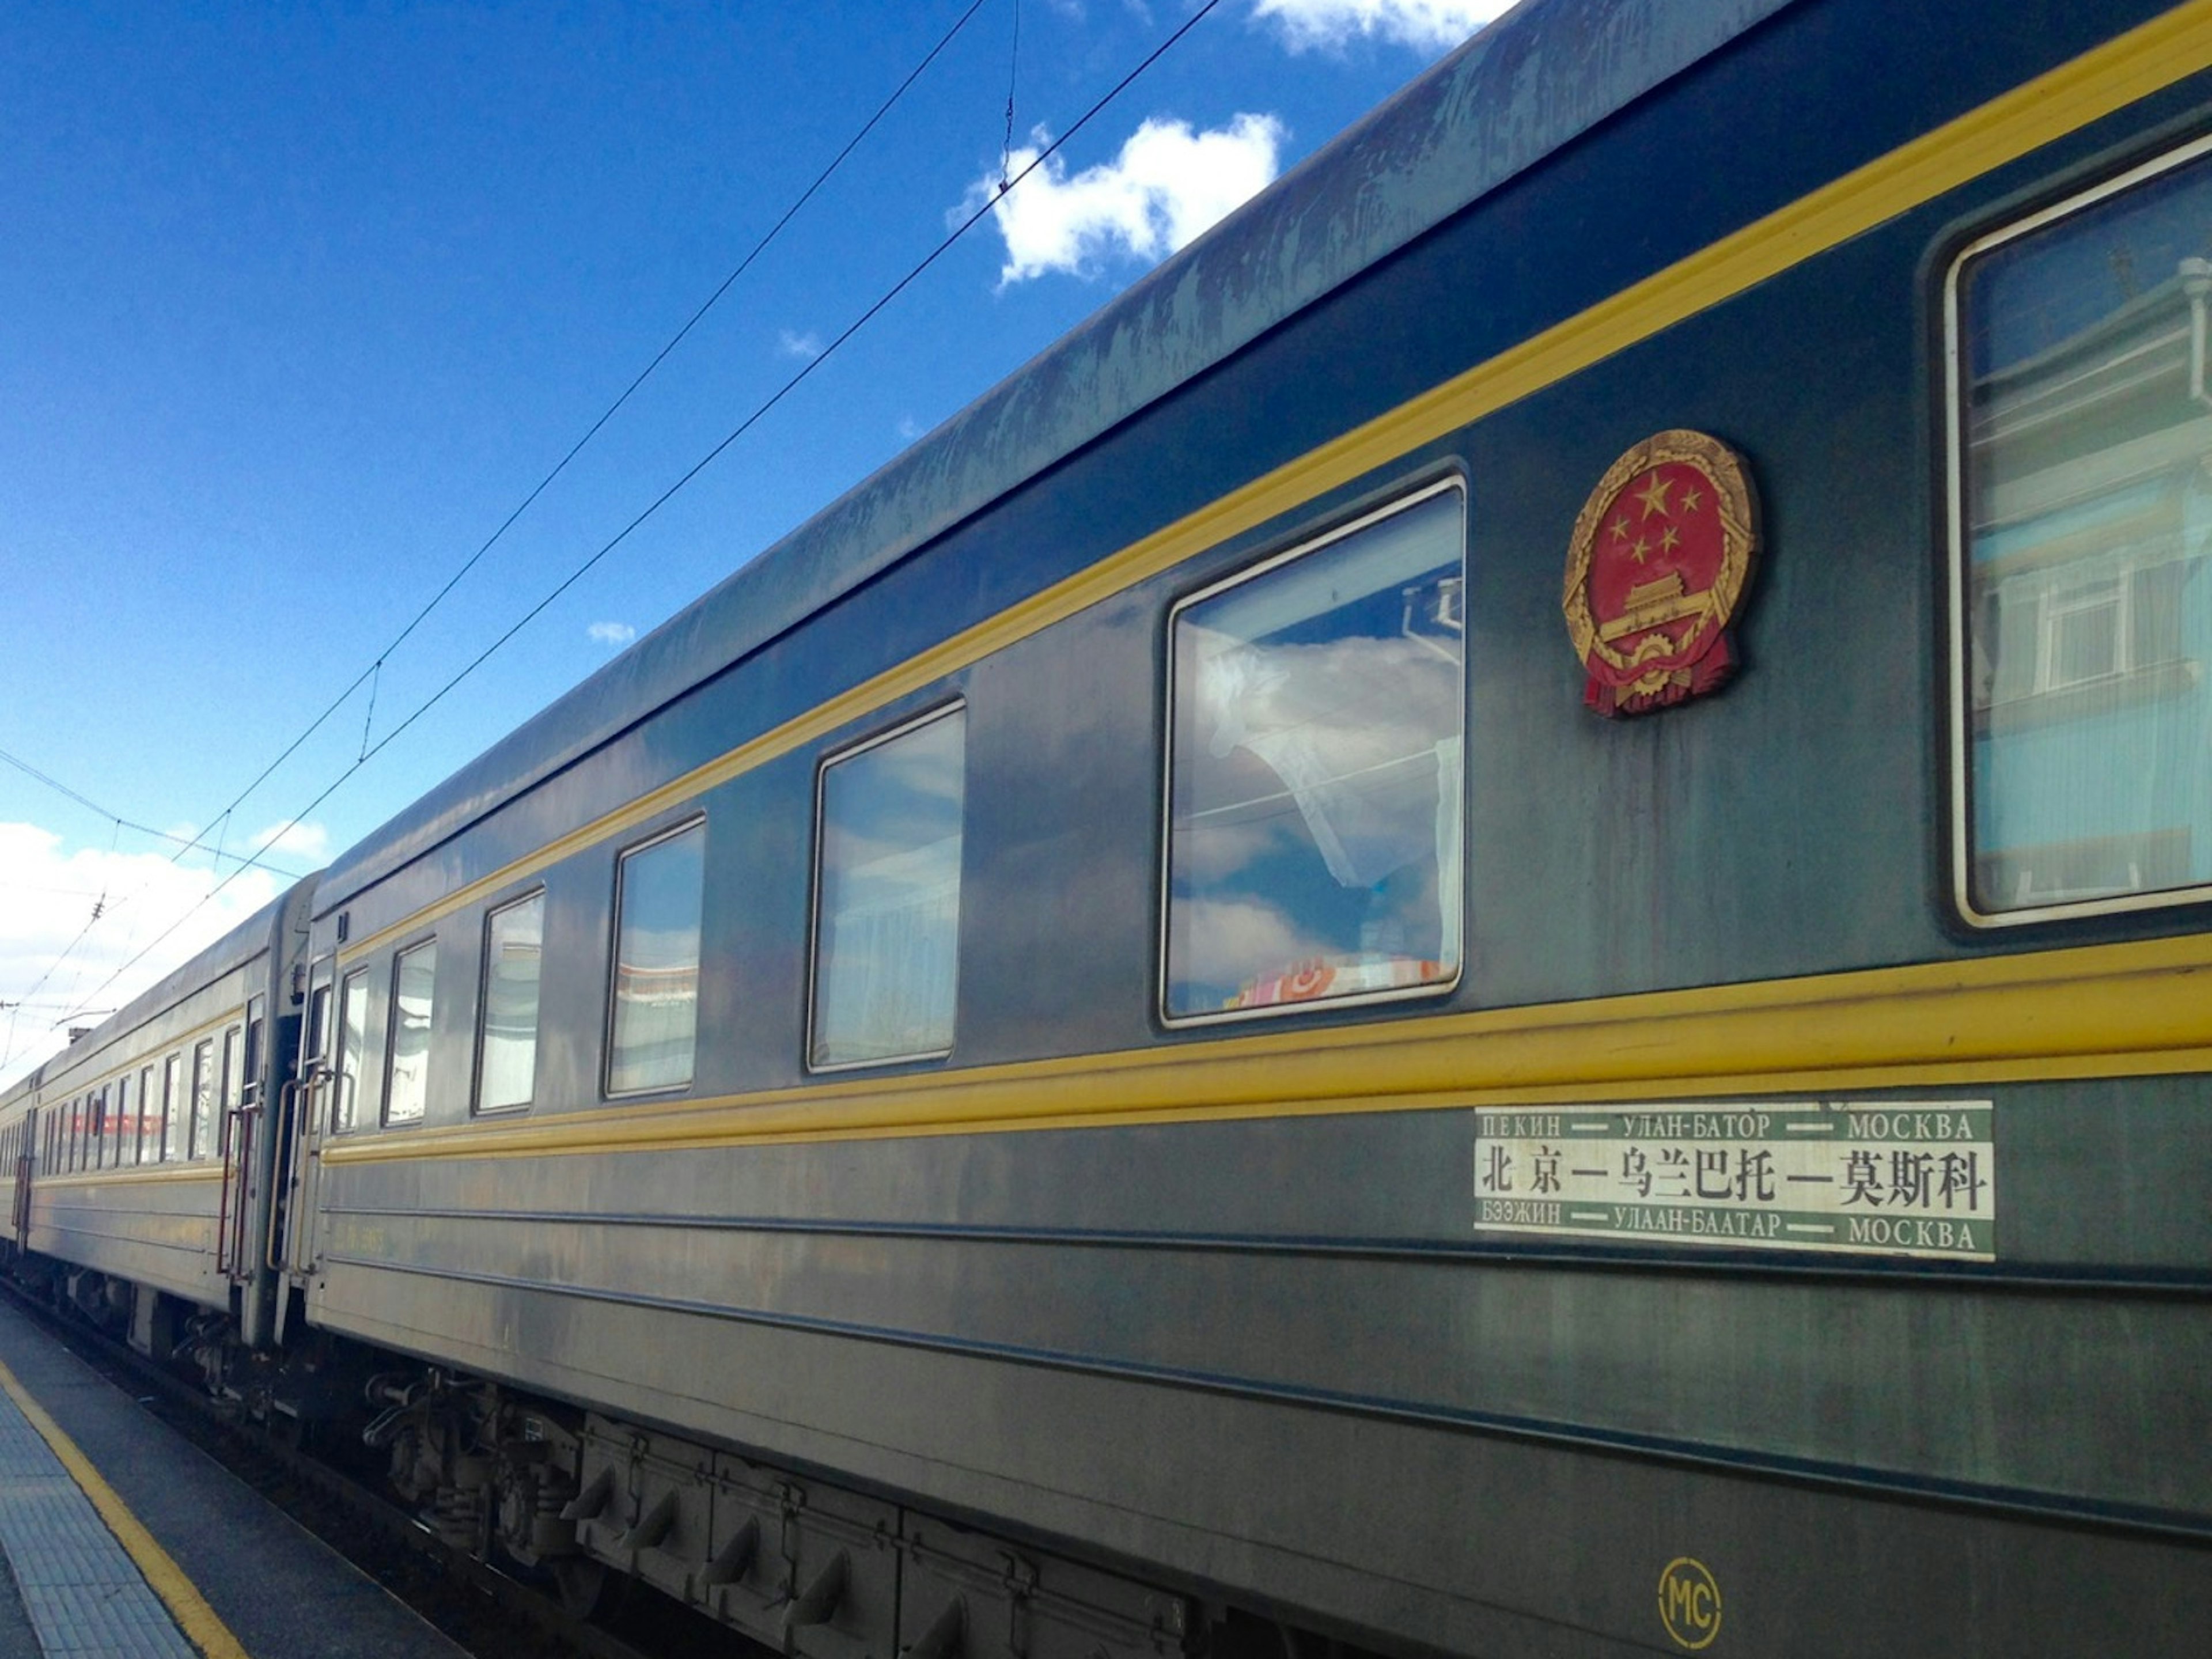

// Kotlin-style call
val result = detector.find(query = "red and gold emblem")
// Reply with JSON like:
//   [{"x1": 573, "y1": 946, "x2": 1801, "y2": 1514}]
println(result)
[{"x1": 1562, "y1": 430, "x2": 1759, "y2": 717}]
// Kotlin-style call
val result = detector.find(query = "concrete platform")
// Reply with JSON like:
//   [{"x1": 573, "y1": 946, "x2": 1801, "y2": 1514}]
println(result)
[{"x1": 0, "y1": 1296, "x2": 468, "y2": 1659}]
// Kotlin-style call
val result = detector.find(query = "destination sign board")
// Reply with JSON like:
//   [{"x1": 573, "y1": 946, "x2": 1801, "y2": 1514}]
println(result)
[{"x1": 1474, "y1": 1102, "x2": 1995, "y2": 1260}]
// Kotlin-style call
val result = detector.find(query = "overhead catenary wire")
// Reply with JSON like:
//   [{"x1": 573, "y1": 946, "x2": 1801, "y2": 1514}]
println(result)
[
  {"x1": 2, "y1": 0, "x2": 997, "y2": 1075},
  {"x1": 1001, "y1": 0, "x2": 1021, "y2": 188},
  {"x1": 41, "y1": 0, "x2": 1231, "y2": 1039},
  {"x1": 0, "y1": 747, "x2": 305, "y2": 881},
  {"x1": 196, "y1": 0, "x2": 997, "y2": 807},
  {"x1": 0, "y1": 745, "x2": 305, "y2": 1070}
]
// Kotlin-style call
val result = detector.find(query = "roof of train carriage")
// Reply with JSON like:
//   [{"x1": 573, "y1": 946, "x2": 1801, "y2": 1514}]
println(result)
[
  {"x1": 317, "y1": 0, "x2": 1801, "y2": 911},
  {"x1": 0, "y1": 880, "x2": 308, "y2": 1110}
]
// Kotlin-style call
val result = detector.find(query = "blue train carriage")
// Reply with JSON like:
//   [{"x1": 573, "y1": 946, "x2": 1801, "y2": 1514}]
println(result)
[
  {"x1": 0, "y1": 878, "x2": 315, "y2": 1377},
  {"x1": 267, "y1": 0, "x2": 2212, "y2": 1654}
]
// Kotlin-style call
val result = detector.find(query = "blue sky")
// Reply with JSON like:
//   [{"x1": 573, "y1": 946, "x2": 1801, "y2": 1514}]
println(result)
[{"x1": 0, "y1": 0, "x2": 1508, "y2": 1082}]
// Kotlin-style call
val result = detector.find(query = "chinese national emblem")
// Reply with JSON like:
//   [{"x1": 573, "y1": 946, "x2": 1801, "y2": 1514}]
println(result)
[{"x1": 1562, "y1": 430, "x2": 1759, "y2": 717}]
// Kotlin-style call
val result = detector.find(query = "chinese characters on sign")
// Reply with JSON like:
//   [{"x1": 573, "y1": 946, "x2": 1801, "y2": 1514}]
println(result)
[{"x1": 1474, "y1": 1103, "x2": 1996, "y2": 1260}]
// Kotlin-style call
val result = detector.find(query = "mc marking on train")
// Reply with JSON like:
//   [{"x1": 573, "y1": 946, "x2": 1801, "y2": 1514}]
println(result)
[{"x1": 1657, "y1": 1558, "x2": 1723, "y2": 1651}]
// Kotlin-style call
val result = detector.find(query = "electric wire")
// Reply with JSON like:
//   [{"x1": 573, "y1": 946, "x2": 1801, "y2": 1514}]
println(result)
[
  {"x1": 176, "y1": 0, "x2": 997, "y2": 851},
  {"x1": 0, "y1": 748, "x2": 305, "y2": 880},
  {"x1": 38, "y1": 0, "x2": 1231, "y2": 1041},
  {"x1": 2, "y1": 0, "x2": 994, "y2": 1071}
]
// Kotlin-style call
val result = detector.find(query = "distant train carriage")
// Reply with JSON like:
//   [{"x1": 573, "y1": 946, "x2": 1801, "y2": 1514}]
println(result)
[
  {"x1": 7, "y1": 0, "x2": 2212, "y2": 1654},
  {"x1": 1, "y1": 882, "x2": 310, "y2": 1362}
]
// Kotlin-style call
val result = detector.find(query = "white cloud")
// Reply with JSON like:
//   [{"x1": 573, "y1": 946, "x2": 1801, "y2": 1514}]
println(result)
[
  {"x1": 970, "y1": 113, "x2": 1287, "y2": 285},
  {"x1": 778, "y1": 327, "x2": 824, "y2": 359},
  {"x1": 1170, "y1": 894, "x2": 1328, "y2": 990},
  {"x1": 250, "y1": 819, "x2": 330, "y2": 863},
  {"x1": 588, "y1": 620, "x2": 636, "y2": 647},
  {"x1": 1252, "y1": 0, "x2": 1514, "y2": 52},
  {"x1": 0, "y1": 821, "x2": 303, "y2": 1089},
  {"x1": 896, "y1": 416, "x2": 923, "y2": 443}
]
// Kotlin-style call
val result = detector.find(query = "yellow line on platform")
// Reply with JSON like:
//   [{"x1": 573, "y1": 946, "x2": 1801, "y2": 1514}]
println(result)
[{"x1": 0, "y1": 1355, "x2": 251, "y2": 1659}]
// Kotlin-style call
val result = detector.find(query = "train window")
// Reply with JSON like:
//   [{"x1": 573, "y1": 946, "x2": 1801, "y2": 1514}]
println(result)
[
  {"x1": 190, "y1": 1040, "x2": 215, "y2": 1160},
  {"x1": 608, "y1": 821, "x2": 705, "y2": 1096},
  {"x1": 93, "y1": 1084, "x2": 111, "y2": 1169},
  {"x1": 809, "y1": 704, "x2": 966, "y2": 1071},
  {"x1": 243, "y1": 997, "x2": 264, "y2": 1104},
  {"x1": 1162, "y1": 480, "x2": 1466, "y2": 1022},
  {"x1": 137, "y1": 1066, "x2": 157, "y2": 1163},
  {"x1": 305, "y1": 967, "x2": 333, "y2": 1067},
  {"x1": 477, "y1": 892, "x2": 544, "y2": 1112},
  {"x1": 385, "y1": 940, "x2": 437, "y2": 1126},
  {"x1": 161, "y1": 1054, "x2": 183, "y2": 1160},
  {"x1": 335, "y1": 968, "x2": 373, "y2": 1132},
  {"x1": 1950, "y1": 137, "x2": 2212, "y2": 923},
  {"x1": 112, "y1": 1074, "x2": 132, "y2": 1169},
  {"x1": 222, "y1": 1024, "x2": 245, "y2": 1151}
]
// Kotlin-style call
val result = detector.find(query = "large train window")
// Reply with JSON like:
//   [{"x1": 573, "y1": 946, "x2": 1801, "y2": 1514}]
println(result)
[
  {"x1": 808, "y1": 703, "x2": 966, "y2": 1071},
  {"x1": 1162, "y1": 480, "x2": 1465, "y2": 1022},
  {"x1": 608, "y1": 820, "x2": 705, "y2": 1096},
  {"x1": 222, "y1": 1024, "x2": 244, "y2": 1126},
  {"x1": 190, "y1": 1039, "x2": 216, "y2": 1160},
  {"x1": 160, "y1": 1052, "x2": 184, "y2": 1161},
  {"x1": 109, "y1": 1075, "x2": 130, "y2": 1169},
  {"x1": 1950, "y1": 136, "x2": 2212, "y2": 923},
  {"x1": 103, "y1": 1084, "x2": 119, "y2": 1166},
  {"x1": 334, "y1": 968, "x2": 373, "y2": 1131},
  {"x1": 477, "y1": 892, "x2": 544, "y2": 1112},
  {"x1": 385, "y1": 940, "x2": 437, "y2": 1126},
  {"x1": 137, "y1": 1065, "x2": 157, "y2": 1163}
]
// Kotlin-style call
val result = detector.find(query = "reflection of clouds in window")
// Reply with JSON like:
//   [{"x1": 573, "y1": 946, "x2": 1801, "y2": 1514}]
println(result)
[
  {"x1": 813, "y1": 708, "x2": 964, "y2": 1069},
  {"x1": 479, "y1": 895, "x2": 543, "y2": 1112},
  {"x1": 1166, "y1": 485, "x2": 1465, "y2": 1018},
  {"x1": 190, "y1": 1041, "x2": 215, "y2": 1158},
  {"x1": 387, "y1": 941, "x2": 436, "y2": 1124},
  {"x1": 335, "y1": 975, "x2": 369, "y2": 1131},
  {"x1": 1958, "y1": 143, "x2": 2212, "y2": 915},
  {"x1": 1170, "y1": 896, "x2": 1332, "y2": 990},
  {"x1": 611, "y1": 824, "x2": 704, "y2": 1094}
]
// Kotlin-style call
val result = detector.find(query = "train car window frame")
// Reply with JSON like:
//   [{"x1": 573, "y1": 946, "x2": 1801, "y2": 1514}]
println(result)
[
  {"x1": 221, "y1": 1023, "x2": 245, "y2": 1154},
  {"x1": 1159, "y1": 477, "x2": 1468, "y2": 1027},
  {"x1": 160, "y1": 1053, "x2": 183, "y2": 1161},
  {"x1": 189, "y1": 1038, "x2": 216, "y2": 1160},
  {"x1": 384, "y1": 937, "x2": 437, "y2": 1127},
  {"x1": 806, "y1": 701, "x2": 968, "y2": 1074},
  {"x1": 605, "y1": 817, "x2": 706, "y2": 1099},
  {"x1": 137, "y1": 1065, "x2": 157, "y2": 1164},
  {"x1": 304, "y1": 963, "x2": 334, "y2": 1072},
  {"x1": 475, "y1": 889, "x2": 546, "y2": 1114},
  {"x1": 243, "y1": 996, "x2": 265, "y2": 1105},
  {"x1": 112, "y1": 1073, "x2": 133, "y2": 1169},
  {"x1": 1947, "y1": 131, "x2": 2212, "y2": 927},
  {"x1": 334, "y1": 966, "x2": 374, "y2": 1133}
]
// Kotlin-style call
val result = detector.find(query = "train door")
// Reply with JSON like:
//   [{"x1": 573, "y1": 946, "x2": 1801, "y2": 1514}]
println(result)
[
  {"x1": 274, "y1": 957, "x2": 333, "y2": 1344},
  {"x1": 217, "y1": 1014, "x2": 251, "y2": 1283},
  {"x1": 9, "y1": 1106, "x2": 33, "y2": 1244}
]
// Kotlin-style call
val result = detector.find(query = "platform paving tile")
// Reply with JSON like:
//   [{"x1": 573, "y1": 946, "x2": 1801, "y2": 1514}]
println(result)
[
  {"x1": 0, "y1": 1297, "x2": 472, "y2": 1659},
  {"x1": 0, "y1": 1393, "x2": 196, "y2": 1659}
]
